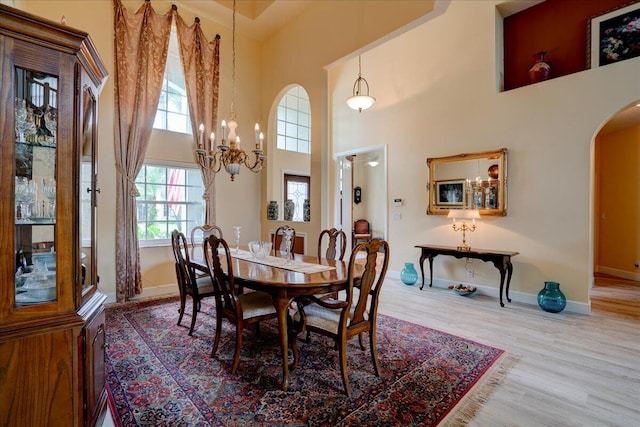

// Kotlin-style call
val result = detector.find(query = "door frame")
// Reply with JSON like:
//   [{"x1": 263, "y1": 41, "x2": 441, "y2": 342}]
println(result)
[{"x1": 334, "y1": 145, "x2": 388, "y2": 249}]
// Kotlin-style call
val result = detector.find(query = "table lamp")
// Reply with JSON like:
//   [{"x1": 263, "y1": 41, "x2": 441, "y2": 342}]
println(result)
[{"x1": 447, "y1": 209, "x2": 480, "y2": 251}]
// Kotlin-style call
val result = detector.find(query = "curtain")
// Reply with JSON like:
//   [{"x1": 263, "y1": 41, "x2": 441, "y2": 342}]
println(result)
[
  {"x1": 113, "y1": 0, "x2": 172, "y2": 301},
  {"x1": 174, "y1": 13, "x2": 221, "y2": 225}
]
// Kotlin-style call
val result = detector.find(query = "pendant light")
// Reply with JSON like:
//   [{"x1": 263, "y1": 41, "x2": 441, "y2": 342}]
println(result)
[{"x1": 346, "y1": 55, "x2": 375, "y2": 112}]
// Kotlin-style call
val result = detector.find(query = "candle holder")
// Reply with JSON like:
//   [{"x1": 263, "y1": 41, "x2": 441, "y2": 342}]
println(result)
[{"x1": 447, "y1": 209, "x2": 481, "y2": 251}]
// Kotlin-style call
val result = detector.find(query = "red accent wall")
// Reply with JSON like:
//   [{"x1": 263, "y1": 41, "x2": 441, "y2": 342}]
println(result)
[{"x1": 503, "y1": 0, "x2": 635, "y2": 91}]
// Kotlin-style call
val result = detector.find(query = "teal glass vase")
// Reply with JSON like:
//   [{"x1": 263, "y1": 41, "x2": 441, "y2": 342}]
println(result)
[
  {"x1": 400, "y1": 263, "x2": 418, "y2": 286},
  {"x1": 537, "y1": 281, "x2": 566, "y2": 313}
]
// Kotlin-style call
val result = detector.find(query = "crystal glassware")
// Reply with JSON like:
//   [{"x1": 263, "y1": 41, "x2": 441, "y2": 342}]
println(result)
[
  {"x1": 15, "y1": 177, "x2": 36, "y2": 222},
  {"x1": 281, "y1": 228, "x2": 293, "y2": 265},
  {"x1": 233, "y1": 226, "x2": 242, "y2": 254},
  {"x1": 42, "y1": 178, "x2": 56, "y2": 218}
]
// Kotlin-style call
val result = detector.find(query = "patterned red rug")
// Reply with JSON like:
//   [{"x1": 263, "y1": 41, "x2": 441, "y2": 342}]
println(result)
[{"x1": 105, "y1": 297, "x2": 514, "y2": 426}]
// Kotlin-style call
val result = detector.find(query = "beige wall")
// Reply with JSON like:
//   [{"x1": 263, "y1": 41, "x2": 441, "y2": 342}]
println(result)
[
  {"x1": 260, "y1": 1, "x2": 437, "y2": 250},
  {"x1": 330, "y1": 0, "x2": 640, "y2": 311},
  {"x1": 596, "y1": 124, "x2": 640, "y2": 280}
]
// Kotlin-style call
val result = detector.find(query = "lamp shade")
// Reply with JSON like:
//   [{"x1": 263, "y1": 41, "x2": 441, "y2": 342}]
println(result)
[
  {"x1": 447, "y1": 209, "x2": 481, "y2": 220},
  {"x1": 346, "y1": 94, "x2": 376, "y2": 112}
]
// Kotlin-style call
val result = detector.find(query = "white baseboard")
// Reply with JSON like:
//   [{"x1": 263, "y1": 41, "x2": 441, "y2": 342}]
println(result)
[
  {"x1": 104, "y1": 283, "x2": 178, "y2": 304},
  {"x1": 387, "y1": 270, "x2": 590, "y2": 315},
  {"x1": 596, "y1": 265, "x2": 640, "y2": 282}
]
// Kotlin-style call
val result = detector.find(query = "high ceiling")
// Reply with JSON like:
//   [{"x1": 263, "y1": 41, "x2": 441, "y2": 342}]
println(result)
[{"x1": 175, "y1": 0, "x2": 317, "y2": 41}]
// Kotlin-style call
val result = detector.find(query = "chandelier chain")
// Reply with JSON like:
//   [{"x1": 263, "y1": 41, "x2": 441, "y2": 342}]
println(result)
[{"x1": 231, "y1": 0, "x2": 237, "y2": 116}]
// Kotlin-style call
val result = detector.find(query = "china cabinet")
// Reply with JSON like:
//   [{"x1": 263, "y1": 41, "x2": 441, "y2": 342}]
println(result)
[{"x1": 0, "y1": 5, "x2": 108, "y2": 426}]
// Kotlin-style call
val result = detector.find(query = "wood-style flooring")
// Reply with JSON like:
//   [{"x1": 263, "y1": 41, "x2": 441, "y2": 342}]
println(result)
[
  {"x1": 102, "y1": 274, "x2": 639, "y2": 426},
  {"x1": 376, "y1": 274, "x2": 640, "y2": 426}
]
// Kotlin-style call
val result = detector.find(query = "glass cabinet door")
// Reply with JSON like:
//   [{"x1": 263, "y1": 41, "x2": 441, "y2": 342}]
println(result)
[
  {"x1": 14, "y1": 68, "x2": 58, "y2": 305},
  {"x1": 80, "y1": 86, "x2": 98, "y2": 299}
]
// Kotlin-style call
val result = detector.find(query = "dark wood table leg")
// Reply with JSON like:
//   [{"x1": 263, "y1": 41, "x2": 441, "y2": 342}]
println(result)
[
  {"x1": 418, "y1": 250, "x2": 435, "y2": 290},
  {"x1": 419, "y1": 251, "x2": 427, "y2": 289},
  {"x1": 428, "y1": 254, "x2": 435, "y2": 288},
  {"x1": 505, "y1": 258, "x2": 514, "y2": 303},
  {"x1": 492, "y1": 256, "x2": 508, "y2": 307},
  {"x1": 272, "y1": 296, "x2": 292, "y2": 391},
  {"x1": 498, "y1": 267, "x2": 507, "y2": 307}
]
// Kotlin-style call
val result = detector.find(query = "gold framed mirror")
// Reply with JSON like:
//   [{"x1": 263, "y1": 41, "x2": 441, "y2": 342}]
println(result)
[{"x1": 426, "y1": 148, "x2": 507, "y2": 216}]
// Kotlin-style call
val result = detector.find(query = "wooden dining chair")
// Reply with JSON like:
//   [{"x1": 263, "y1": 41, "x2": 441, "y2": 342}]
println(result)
[
  {"x1": 317, "y1": 228, "x2": 347, "y2": 261},
  {"x1": 203, "y1": 235, "x2": 278, "y2": 374},
  {"x1": 171, "y1": 230, "x2": 217, "y2": 336},
  {"x1": 292, "y1": 238, "x2": 389, "y2": 396},
  {"x1": 190, "y1": 224, "x2": 224, "y2": 259},
  {"x1": 352, "y1": 219, "x2": 372, "y2": 250},
  {"x1": 306, "y1": 228, "x2": 348, "y2": 306},
  {"x1": 272, "y1": 225, "x2": 296, "y2": 255}
]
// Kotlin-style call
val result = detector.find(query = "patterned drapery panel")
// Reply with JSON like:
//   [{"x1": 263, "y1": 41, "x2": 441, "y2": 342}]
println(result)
[
  {"x1": 175, "y1": 14, "x2": 221, "y2": 225},
  {"x1": 113, "y1": 0, "x2": 172, "y2": 301}
]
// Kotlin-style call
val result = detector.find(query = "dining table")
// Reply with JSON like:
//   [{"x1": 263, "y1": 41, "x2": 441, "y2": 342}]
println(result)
[{"x1": 190, "y1": 247, "x2": 361, "y2": 391}]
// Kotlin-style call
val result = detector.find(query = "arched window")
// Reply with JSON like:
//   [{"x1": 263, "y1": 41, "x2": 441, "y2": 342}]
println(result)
[{"x1": 276, "y1": 86, "x2": 310, "y2": 154}]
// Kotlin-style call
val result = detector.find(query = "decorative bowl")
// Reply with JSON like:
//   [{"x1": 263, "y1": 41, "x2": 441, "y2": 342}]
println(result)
[
  {"x1": 449, "y1": 284, "x2": 477, "y2": 296},
  {"x1": 22, "y1": 276, "x2": 56, "y2": 300},
  {"x1": 249, "y1": 241, "x2": 272, "y2": 260}
]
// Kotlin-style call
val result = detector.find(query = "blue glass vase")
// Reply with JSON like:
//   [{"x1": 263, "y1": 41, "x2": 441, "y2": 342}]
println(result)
[
  {"x1": 537, "y1": 281, "x2": 566, "y2": 313},
  {"x1": 400, "y1": 263, "x2": 418, "y2": 286}
]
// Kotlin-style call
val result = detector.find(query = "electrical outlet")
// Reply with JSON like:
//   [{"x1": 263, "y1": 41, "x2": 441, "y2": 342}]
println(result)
[{"x1": 466, "y1": 270, "x2": 474, "y2": 278}]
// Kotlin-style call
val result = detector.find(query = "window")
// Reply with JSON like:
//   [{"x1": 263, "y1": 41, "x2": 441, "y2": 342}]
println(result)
[
  {"x1": 284, "y1": 174, "x2": 310, "y2": 222},
  {"x1": 153, "y1": 25, "x2": 191, "y2": 134},
  {"x1": 276, "y1": 86, "x2": 310, "y2": 153},
  {"x1": 135, "y1": 164, "x2": 204, "y2": 245}
]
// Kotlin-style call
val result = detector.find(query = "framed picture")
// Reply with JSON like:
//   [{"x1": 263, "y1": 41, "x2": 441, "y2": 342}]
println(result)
[
  {"x1": 588, "y1": 2, "x2": 640, "y2": 69},
  {"x1": 435, "y1": 179, "x2": 465, "y2": 207}
]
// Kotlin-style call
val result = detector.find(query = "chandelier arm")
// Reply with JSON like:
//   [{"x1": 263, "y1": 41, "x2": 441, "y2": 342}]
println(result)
[
  {"x1": 244, "y1": 153, "x2": 264, "y2": 172},
  {"x1": 210, "y1": 150, "x2": 223, "y2": 174}
]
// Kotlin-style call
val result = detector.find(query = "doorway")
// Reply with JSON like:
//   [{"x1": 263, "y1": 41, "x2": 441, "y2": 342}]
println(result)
[
  {"x1": 591, "y1": 101, "x2": 640, "y2": 317},
  {"x1": 335, "y1": 146, "x2": 387, "y2": 249}
]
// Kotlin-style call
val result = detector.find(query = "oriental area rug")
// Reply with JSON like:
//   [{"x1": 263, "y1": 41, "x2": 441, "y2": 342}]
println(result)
[{"x1": 105, "y1": 297, "x2": 516, "y2": 426}]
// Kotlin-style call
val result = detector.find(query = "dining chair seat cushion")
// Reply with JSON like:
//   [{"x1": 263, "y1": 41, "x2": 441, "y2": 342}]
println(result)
[
  {"x1": 238, "y1": 291, "x2": 277, "y2": 319},
  {"x1": 195, "y1": 276, "x2": 215, "y2": 294},
  {"x1": 303, "y1": 299, "x2": 368, "y2": 335}
]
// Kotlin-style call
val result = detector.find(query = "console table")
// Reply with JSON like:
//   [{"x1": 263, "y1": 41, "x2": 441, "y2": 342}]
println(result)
[{"x1": 415, "y1": 244, "x2": 519, "y2": 307}]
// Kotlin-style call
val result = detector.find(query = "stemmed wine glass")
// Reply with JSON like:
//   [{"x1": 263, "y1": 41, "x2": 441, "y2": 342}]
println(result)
[
  {"x1": 232, "y1": 226, "x2": 242, "y2": 254},
  {"x1": 15, "y1": 177, "x2": 36, "y2": 222},
  {"x1": 281, "y1": 228, "x2": 293, "y2": 266},
  {"x1": 42, "y1": 178, "x2": 56, "y2": 218}
]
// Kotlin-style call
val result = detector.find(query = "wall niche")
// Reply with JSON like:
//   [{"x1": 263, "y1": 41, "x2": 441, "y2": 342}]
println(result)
[{"x1": 500, "y1": 0, "x2": 633, "y2": 91}]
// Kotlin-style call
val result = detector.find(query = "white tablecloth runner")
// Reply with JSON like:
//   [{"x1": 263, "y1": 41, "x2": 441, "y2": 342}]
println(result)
[{"x1": 225, "y1": 249, "x2": 336, "y2": 274}]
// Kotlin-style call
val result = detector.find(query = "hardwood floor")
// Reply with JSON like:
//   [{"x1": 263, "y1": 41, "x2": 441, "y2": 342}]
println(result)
[
  {"x1": 590, "y1": 274, "x2": 640, "y2": 321},
  {"x1": 377, "y1": 275, "x2": 640, "y2": 426},
  {"x1": 102, "y1": 274, "x2": 639, "y2": 426}
]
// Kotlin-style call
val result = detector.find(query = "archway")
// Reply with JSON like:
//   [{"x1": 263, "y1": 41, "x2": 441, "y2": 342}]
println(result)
[{"x1": 591, "y1": 101, "x2": 640, "y2": 316}]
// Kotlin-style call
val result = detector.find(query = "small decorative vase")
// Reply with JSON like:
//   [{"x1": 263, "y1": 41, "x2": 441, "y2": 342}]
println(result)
[
  {"x1": 284, "y1": 199, "x2": 295, "y2": 221},
  {"x1": 303, "y1": 199, "x2": 310, "y2": 222},
  {"x1": 400, "y1": 263, "x2": 419, "y2": 286},
  {"x1": 537, "y1": 281, "x2": 566, "y2": 313},
  {"x1": 267, "y1": 201, "x2": 278, "y2": 220},
  {"x1": 528, "y1": 51, "x2": 551, "y2": 84}
]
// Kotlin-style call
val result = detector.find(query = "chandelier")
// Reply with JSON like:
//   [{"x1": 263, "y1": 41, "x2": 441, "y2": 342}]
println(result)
[
  {"x1": 346, "y1": 55, "x2": 376, "y2": 112},
  {"x1": 194, "y1": 0, "x2": 265, "y2": 181}
]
